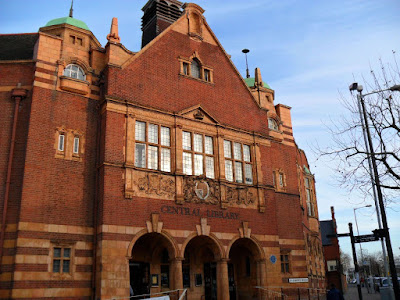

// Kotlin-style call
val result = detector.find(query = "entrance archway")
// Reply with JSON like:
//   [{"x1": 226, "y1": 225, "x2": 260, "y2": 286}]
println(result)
[
  {"x1": 228, "y1": 238, "x2": 264, "y2": 300},
  {"x1": 182, "y1": 235, "x2": 223, "y2": 300},
  {"x1": 129, "y1": 232, "x2": 176, "y2": 297}
]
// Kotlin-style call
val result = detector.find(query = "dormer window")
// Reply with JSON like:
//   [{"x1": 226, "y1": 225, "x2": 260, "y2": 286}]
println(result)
[
  {"x1": 268, "y1": 118, "x2": 279, "y2": 131},
  {"x1": 64, "y1": 64, "x2": 86, "y2": 81}
]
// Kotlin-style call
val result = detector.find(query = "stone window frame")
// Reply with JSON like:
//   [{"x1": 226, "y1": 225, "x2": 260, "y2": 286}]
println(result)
[
  {"x1": 305, "y1": 176, "x2": 316, "y2": 217},
  {"x1": 273, "y1": 168, "x2": 286, "y2": 191},
  {"x1": 72, "y1": 132, "x2": 82, "y2": 158},
  {"x1": 55, "y1": 127, "x2": 84, "y2": 161},
  {"x1": 50, "y1": 242, "x2": 75, "y2": 279},
  {"x1": 63, "y1": 64, "x2": 86, "y2": 81},
  {"x1": 182, "y1": 130, "x2": 216, "y2": 178},
  {"x1": 179, "y1": 54, "x2": 214, "y2": 83},
  {"x1": 268, "y1": 118, "x2": 279, "y2": 131},
  {"x1": 280, "y1": 250, "x2": 291, "y2": 274},
  {"x1": 69, "y1": 34, "x2": 84, "y2": 47},
  {"x1": 223, "y1": 140, "x2": 253, "y2": 185},
  {"x1": 134, "y1": 120, "x2": 172, "y2": 173},
  {"x1": 55, "y1": 127, "x2": 67, "y2": 158},
  {"x1": 58, "y1": 132, "x2": 65, "y2": 152}
]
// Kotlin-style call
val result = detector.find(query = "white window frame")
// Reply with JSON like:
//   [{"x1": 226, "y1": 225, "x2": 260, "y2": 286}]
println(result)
[
  {"x1": 58, "y1": 134, "x2": 65, "y2": 151},
  {"x1": 224, "y1": 140, "x2": 253, "y2": 184},
  {"x1": 182, "y1": 131, "x2": 215, "y2": 179},
  {"x1": 64, "y1": 64, "x2": 86, "y2": 81},
  {"x1": 73, "y1": 136, "x2": 80, "y2": 154},
  {"x1": 134, "y1": 121, "x2": 172, "y2": 172}
]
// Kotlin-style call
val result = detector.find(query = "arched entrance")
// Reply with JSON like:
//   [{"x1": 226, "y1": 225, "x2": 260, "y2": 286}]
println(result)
[
  {"x1": 129, "y1": 232, "x2": 176, "y2": 297},
  {"x1": 183, "y1": 235, "x2": 223, "y2": 300},
  {"x1": 228, "y1": 238, "x2": 264, "y2": 300}
]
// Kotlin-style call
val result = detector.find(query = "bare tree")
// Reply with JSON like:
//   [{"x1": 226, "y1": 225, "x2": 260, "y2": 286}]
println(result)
[
  {"x1": 340, "y1": 250, "x2": 352, "y2": 274},
  {"x1": 360, "y1": 251, "x2": 385, "y2": 277},
  {"x1": 318, "y1": 53, "x2": 400, "y2": 204}
]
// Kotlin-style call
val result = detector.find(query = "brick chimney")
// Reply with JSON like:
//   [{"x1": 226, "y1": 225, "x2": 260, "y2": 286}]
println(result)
[{"x1": 141, "y1": 0, "x2": 183, "y2": 48}]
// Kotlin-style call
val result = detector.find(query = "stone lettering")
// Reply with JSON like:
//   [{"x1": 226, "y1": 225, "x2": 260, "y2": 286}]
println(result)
[{"x1": 160, "y1": 205, "x2": 239, "y2": 220}]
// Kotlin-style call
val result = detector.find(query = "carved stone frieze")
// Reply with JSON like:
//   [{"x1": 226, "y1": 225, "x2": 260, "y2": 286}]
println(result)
[
  {"x1": 136, "y1": 173, "x2": 175, "y2": 198},
  {"x1": 226, "y1": 185, "x2": 256, "y2": 206},
  {"x1": 183, "y1": 176, "x2": 220, "y2": 205}
]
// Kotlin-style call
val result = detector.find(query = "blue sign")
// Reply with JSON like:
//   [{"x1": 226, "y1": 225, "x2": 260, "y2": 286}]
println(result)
[{"x1": 270, "y1": 255, "x2": 277, "y2": 264}]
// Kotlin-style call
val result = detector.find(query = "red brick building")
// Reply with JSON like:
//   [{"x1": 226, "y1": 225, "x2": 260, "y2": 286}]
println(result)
[
  {"x1": 0, "y1": 1, "x2": 325, "y2": 299},
  {"x1": 320, "y1": 207, "x2": 347, "y2": 293}
]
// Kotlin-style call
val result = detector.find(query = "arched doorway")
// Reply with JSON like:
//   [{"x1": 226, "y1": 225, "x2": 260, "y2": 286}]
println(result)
[
  {"x1": 129, "y1": 232, "x2": 176, "y2": 297},
  {"x1": 228, "y1": 238, "x2": 263, "y2": 300},
  {"x1": 183, "y1": 235, "x2": 223, "y2": 300}
]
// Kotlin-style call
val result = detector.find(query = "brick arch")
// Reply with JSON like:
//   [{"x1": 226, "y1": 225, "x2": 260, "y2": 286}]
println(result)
[
  {"x1": 226, "y1": 235, "x2": 265, "y2": 261},
  {"x1": 126, "y1": 229, "x2": 179, "y2": 259},
  {"x1": 180, "y1": 232, "x2": 226, "y2": 260}
]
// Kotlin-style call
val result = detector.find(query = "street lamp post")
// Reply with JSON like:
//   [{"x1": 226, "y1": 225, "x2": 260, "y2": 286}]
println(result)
[
  {"x1": 354, "y1": 205, "x2": 372, "y2": 292},
  {"x1": 242, "y1": 49, "x2": 250, "y2": 78},
  {"x1": 349, "y1": 82, "x2": 400, "y2": 299}
]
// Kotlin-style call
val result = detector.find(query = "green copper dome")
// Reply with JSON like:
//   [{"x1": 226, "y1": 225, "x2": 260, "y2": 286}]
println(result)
[
  {"x1": 45, "y1": 17, "x2": 90, "y2": 31},
  {"x1": 244, "y1": 77, "x2": 271, "y2": 89}
]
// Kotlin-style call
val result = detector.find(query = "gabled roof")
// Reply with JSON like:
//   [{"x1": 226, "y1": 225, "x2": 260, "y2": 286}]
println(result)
[
  {"x1": 0, "y1": 33, "x2": 39, "y2": 61},
  {"x1": 108, "y1": 5, "x2": 270, "y2": 135}
]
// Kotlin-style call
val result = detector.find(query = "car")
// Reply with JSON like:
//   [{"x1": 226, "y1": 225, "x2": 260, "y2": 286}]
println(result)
[{"x1": 351, "y1": 279, "x2": 357, "y2": 284}]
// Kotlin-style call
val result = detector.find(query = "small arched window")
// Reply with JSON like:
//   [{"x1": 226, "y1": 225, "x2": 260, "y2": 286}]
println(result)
[
  {"x1": 268, "y1": 118, "x2": 279, "y2": 131},
  {"x1": 191, "y1": 59, "x2": 201, "y2": 79},
  {"x1": 64, "y1": 64, "x2": 86, "y2": 81}
]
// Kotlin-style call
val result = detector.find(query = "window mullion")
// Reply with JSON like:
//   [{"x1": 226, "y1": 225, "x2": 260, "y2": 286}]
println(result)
[
  {"x1": 231, "y1": 143, "x2": 235, "y2": 181},
  {"x1": 158, "y1": 125, "x2": 161, "y2": 170},
  {"x1": 202, "y1": 135, "x2": 206, "y2": 174}
]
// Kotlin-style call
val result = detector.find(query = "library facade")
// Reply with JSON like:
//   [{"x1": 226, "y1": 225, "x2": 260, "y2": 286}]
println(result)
[{"x1": 0, "y1": 1, "x2": 325, "y2": 299}]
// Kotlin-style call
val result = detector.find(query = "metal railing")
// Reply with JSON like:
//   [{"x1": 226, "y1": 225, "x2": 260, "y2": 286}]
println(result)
[
  {"x1": 107, "y1": 288, "x2": 188, "y2": 300},
  {"x1": 256, "y1": 286, "x2": 327, "y2": 300}
]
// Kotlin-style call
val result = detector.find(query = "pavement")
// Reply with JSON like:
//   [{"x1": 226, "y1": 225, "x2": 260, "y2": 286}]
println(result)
[{"x1": 344, "y1": 284, "x2": 387, "y2": 300}]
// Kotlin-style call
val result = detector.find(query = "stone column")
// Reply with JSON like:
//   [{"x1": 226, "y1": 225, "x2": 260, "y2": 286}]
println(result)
[
  {"x1": 257, "y1": 259, "x2": 267, "y2": 287},
  {"x1": 217, "y1": 133, "x2": 225, "y2": 179},
  {"x1": 171, "y1": 258, "x2": 183, "y2": 290},
  {"x1": 217, "y1": 259, "x2": 229, "y2": 300},
  {"x1": 125, "y1": 110, "x2": 135, "y2": 166}
]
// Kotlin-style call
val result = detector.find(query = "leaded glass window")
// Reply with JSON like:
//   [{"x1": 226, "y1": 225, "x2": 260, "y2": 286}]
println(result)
[
  {"x1": 64, "y1": 64, "x2": 86, "y2": 81},
  {"x1": 224, "y1": 140, "x2": 253, "y2": 184},
  {"x1": 134, "y1": 121, "x2": 171, "y2": 172},
  {"x1": 182, "y1": 132, "x2": 215, "y2": 178}
]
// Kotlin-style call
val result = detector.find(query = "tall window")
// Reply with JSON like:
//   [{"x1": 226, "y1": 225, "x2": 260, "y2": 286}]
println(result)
[
  {"x1": 224, "y1": 140, "x2": 253, "y2": 184},
  {"x1": 52, "y1": 247, "x2": 71, "y2": 274},
  {"x1": 305, "y1": 177, "x2": 315, "y2": 216},
  {"x1": 182, "y1": 132, "x2": 215, "y2": 178},
  {"x1": 58, "y1": 134, "x2": 65, "y2": 151},
  {"x1": 64, "y1": 64, "x2": 86, "y2": 81},
  {"x1": 190, "y1": 59, "x2": 201, "y2": 78},
  {"x1": 73, "y1": 136, "x2": 80, "y2": 154},
  {"x1": 135, "y1": 121, "x2": 171, "y2": 172},
  {"x1": 280, "y1": 252, "x2": 290, "y2": 274}
]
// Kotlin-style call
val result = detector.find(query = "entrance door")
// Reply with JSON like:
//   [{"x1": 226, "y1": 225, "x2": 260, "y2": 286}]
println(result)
[
  {"x1": 204, "y1": 262, "x2": 217, "y2": 300},
  {"x1": 130, "y1": 261, "x2": 150, "y2": 297},
  {"x1": 228, "y1": 263, "x2": 236, "y2": 300}
]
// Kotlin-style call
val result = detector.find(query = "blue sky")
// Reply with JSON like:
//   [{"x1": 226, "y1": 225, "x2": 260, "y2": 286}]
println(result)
[{"x1": 2, "y1": 0, "x2": 400, "y2": 259}]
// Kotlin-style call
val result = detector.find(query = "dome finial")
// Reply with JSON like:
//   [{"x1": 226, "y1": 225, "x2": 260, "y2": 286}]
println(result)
[{"x1": 69, "y1": 0, "x2": 74, "y2": 18}]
